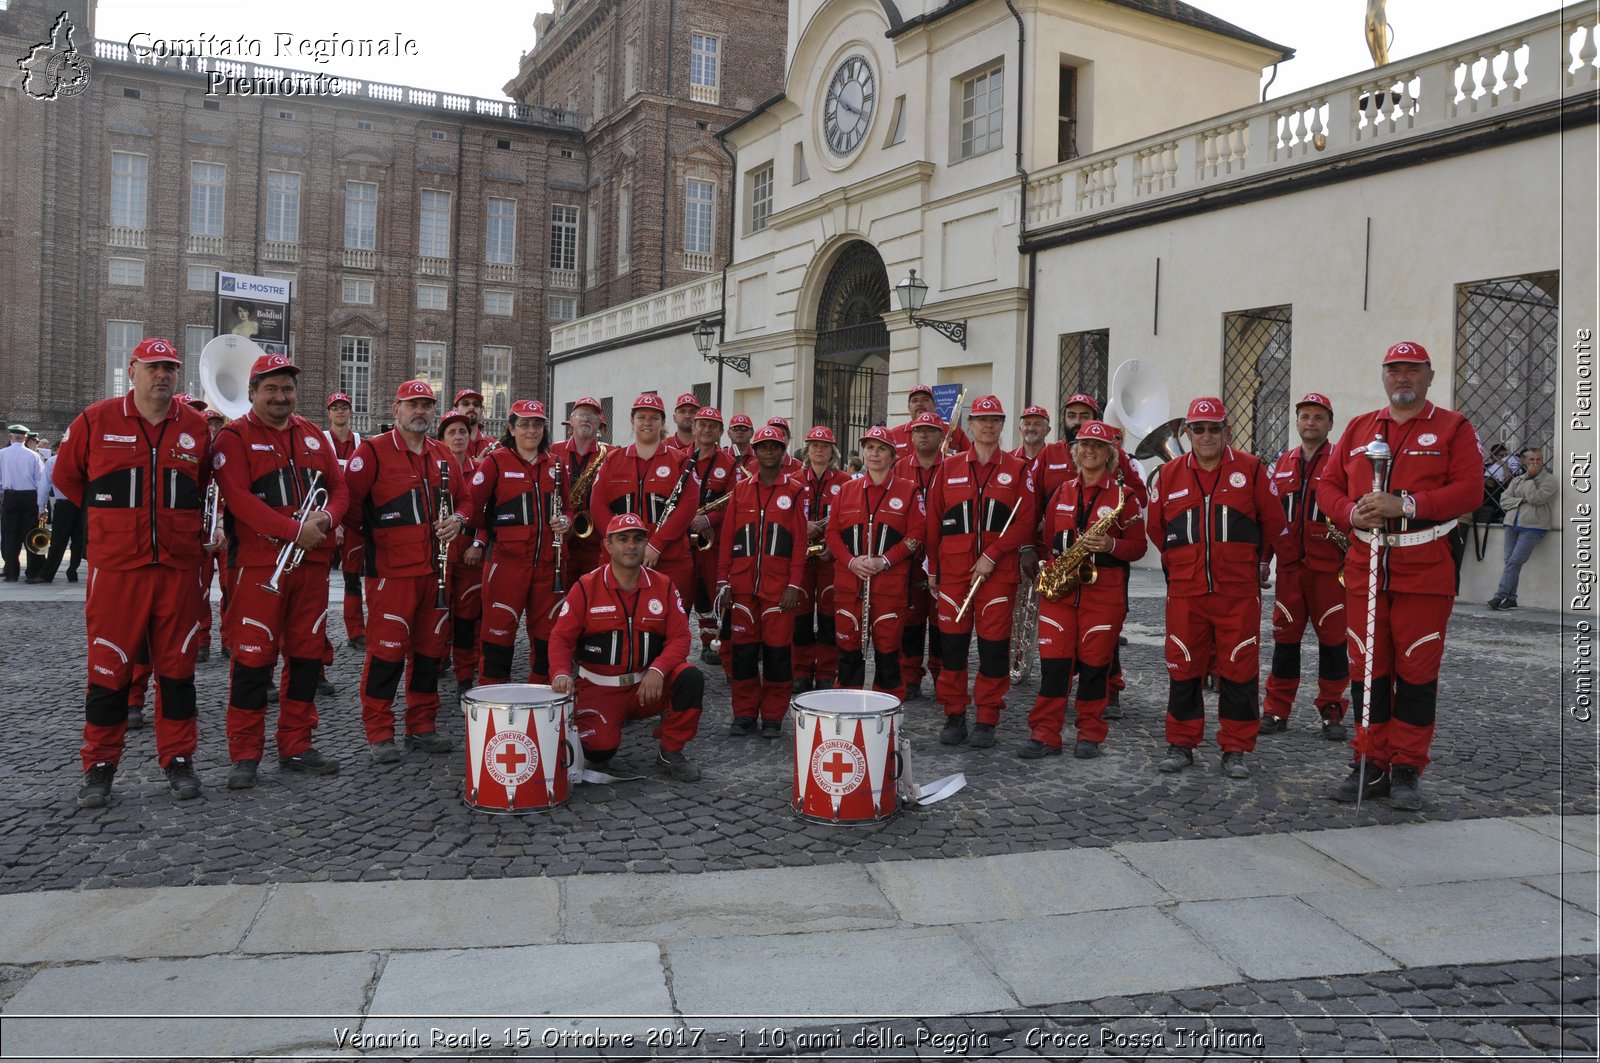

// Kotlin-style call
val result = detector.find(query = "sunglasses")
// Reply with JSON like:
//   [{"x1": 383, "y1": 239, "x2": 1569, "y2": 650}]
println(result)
[{"x1": 1187, "y1": 424, "x2": 1225, "y2": 435}]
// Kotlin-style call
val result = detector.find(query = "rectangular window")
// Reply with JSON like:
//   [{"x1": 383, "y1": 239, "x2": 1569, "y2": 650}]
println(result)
[
  {"x1": 485, "y1": 197, "x2": 517, "y2": 265},
  {"x1": 481, "y1": 345, "x2": 512, "y2": 419},
  {"x1": 419, "y1": 189, "x2": 451, "y2": 258},
  {"x1": 344, "y1": 181, "x2": 377, "y2": 251},
  {"x1": 549, "y1": 296, "x2": 577, "y2": 322},
  {"x1": 483, "y1": 289, "x2": 514, "y2": 316},
  {"x1": 265, "y1": 171, "x2": 301, "y2": 243},
  {"x1": 183, "y1": 325, "x2": 213, "y2": 397},
  {"x1": 593, "y1": 62, "x2": 607, "y2": 116},
  {"x1": 187, "y1": 265, "x2": 218, "y2": 292},
  {"x1": 417, "y1": 283, "x2": 448, "y2": 311},
  {"x1": 684, "y1": 179, "x2": 714, "y2": 254},
  {"x1": 106, "y1": 320, "x2": 141, "y2": 396},
  {"x1": 616, "y1": 183, "x2": 632, "y2": 271},
  {"x1": 691, "y1": 34, "x2": 720, "y2": 89},
  {"x1": 341, "y1": 277, "x2": 374, "y2": 305},
  {"x1": 1454, "y1": 272, "x2": 1558, "y2": 462},
  {"x1": 624, "y1": 36, "x2": 638, "y2": 96},
  {"x1": 189, "y1": 162, "x2": 225, "y2": 237},
  {"x1": 749, "y1": 164, "x2": 774, "y2": 233},
  {"x1": 111, "y1": 152, "x2": 147, "y2": 230},
  {"x1": 959, "y1": 63, "x2": 1006, "y2": 159},
  {"x1": 339, "y1": 336, "x2": 373, "y2": 415},
  {"x1": 108, "y1": 258, "x2": 145, "y2": 287},
  {"x1": 414, "y1": 341, "x2": 447, "y2": 396},
  {"x1": 1058, "y1": 66, "x2": 1080, "y2": 163},
  {"x1": 549, "y1": 205, "x2": 578, "y2": 271},
  {"x1": 356, "y1": 119, "x2": 373, "y2": 130},
  {"x1": 1222, "y1": 305, "x2": 1293, "y2": 459},
  {"x1": 1057, "y1": 330, "x2": 1110, "y2": 439}
]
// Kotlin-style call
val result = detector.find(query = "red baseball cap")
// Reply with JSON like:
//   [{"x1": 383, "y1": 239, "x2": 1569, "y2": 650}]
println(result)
[
  {"x1": 694, "y1": 406, "x2": 724, "y2": 424},
  {"x1": 805, "y1": 426, "x2": 837, "y2": 446},
  {"x1": 909, "y1": 411, "x2": 945, "y2": 430},
  {"x1": 438, "y1": 411, "x2": 471, "y2": 434},
  {"x1": 1062, "y1": 393, "x2": 1099, "y2": 413},
  {"x1": 1383, "y1": 341, "x2": 1430, "y2": 365},
  {"x1": 396, "y1": 379, "x2": 437, "y2": 402},
  {"x1": 327, "y1": 391, "x2": 353, "y2": 408},
  {"x1": 510, "y1": 399, "x2": 547, "y2": 420},
  {"x1": 908, "y1": 383, "x2": 934, "y2": 398},
  {"x1": 751, "y1": 425, "x2": 787, "y2": 447},
  {"x1": 632, "y1": 393, "x2": 666, "y2": 414},
  {"x1": 1020, "y1": 404, "x2": 1051, "y2": 422},
  {"x1": 605, "y1": 513, "x2": 649, "y2": 537},
  {"x1": 860, "y1": 425, "x2": 895, "y2": 448},
  {"x1": 571, "y1": 396, "x2": 603, "y2": 413},
  {"x1": 1073, "y1": 420, "x2": 1118, "y2": 445},
  {"x1": 249, "y1": 352, "x2": 300, "y2": 383},
  {"x1": 205, "y1": 408, "x2": 227, "y2": 423},
  {"x1": 1185, "y1": 396, "x2": 1228, "y2": 423},
  {"x1": 729, "y1": 414, "x2": 754, "y2": 429},
  {"x1": 969, "y1": 394, "x2": 1005, "y2": 418},
  {"x1": 674, "y1": 392, "x2": 700, "y2": 410},
  {"x1": 454, "y1": 387, "x2": 485, "y2": 404},
  {"x1": 766, "y1": 416, "x2": 790, "y2": 432},
  {"x1": 1296, "y1": 392, "x2": 1334, "y2": 416},
  {"x1": 131, "y1": 337, "x2": 181, "y2": 365}
]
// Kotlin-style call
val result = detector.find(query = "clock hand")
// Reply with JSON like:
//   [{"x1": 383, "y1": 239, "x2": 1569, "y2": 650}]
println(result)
[{"x1": 839, "y1": 98, "x2": 862, "y2": 117}]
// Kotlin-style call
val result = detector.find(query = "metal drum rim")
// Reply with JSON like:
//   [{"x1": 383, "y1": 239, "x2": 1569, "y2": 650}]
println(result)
[
  {"x1": 790, "y1": 689, "x2": 903, "y2": 716},
  {"x1": 464, "y1": 682, "x2": 572, "y2": 708}
]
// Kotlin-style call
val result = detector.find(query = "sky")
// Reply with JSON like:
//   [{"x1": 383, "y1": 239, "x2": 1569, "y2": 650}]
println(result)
[{"x1": 88, "y1": 0, "x2": 1566, "y2": 104}]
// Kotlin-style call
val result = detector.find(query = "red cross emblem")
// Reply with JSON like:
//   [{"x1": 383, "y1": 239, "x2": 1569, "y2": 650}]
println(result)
[
  {"x1": 484, "y1": 731, "x2": 538, "y2": 786},
  {"x1": 810, "y1": 738, "x2": 865, "y2": 796}
]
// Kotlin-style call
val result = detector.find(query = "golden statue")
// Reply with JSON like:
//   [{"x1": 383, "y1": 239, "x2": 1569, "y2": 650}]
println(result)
[{"x1": 1365, "y1": 0, "x2": 1392, "y2": 67}]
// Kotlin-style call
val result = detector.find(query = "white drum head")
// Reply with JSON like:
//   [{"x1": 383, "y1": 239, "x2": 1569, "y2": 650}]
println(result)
[
  {"x1": 792, "y1": 689, "x2": 901, "y2": 716},
  {"x1": 466, "y1": 683, "x2": 568, "y2": 709}
]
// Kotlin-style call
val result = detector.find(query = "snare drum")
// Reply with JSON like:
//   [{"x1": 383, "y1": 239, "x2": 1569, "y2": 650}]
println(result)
[
  {"x1": 790, "y1": 689, "x2": 903, "y2": 823},
  {"x1": 462, "y1": 684, "x2": 575, "y2": 814}
]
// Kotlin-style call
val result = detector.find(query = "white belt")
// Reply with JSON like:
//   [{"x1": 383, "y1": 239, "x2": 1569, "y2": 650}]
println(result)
[
  {"x1": 1352, "y1": 518, "x2": 1457, "y2": 548},
  {"x1": 579, "y1": 666, "x2": 641, "y2": 687}
]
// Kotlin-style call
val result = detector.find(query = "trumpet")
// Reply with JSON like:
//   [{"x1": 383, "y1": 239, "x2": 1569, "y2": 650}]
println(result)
[
  {"x1": 263, "y1": 471, "x2": 328, "y2": 594},
  {"x1": 567, "y1": 442, "x2": 610, "y2": 539},
  {"x1": 24, "y1": 513, "x2": 51, "y2": 557},
  {"x1": 690, "y1": 491, "x2": 733, "y2": 552}
]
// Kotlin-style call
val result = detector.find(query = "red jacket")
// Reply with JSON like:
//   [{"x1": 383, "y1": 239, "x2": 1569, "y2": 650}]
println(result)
[
  {"x1": 1040, "y1": 474, "x2": 1147, "y2": 591},
  {"x1": 213, "y1": 411, "x2": 350, "y2": 569},
  {"x1": 1148, "y1": 447, "x2": 1284, "y2": 597},
  {"x1": 690, "y1": 446, "x2": 740, "y2": 542},
  {"x1": 588, "y1": 444, "x2": 699, "y2": 564},
  {"x1": 343, "y1": 431, "x2": 469, "y2": 578},
  {"x1": 1270, "y1": 442, "x2": 1342, "y2": 574},
  {"x1": 468, "y1": 445, "x2": 560, "y2": 564},
  {"x1": 52, "y1": 393, "x2": 212, "y2": 571},
  {"x1": 548, "y1": 564, "x2": 690, "y2": 683},
  {"x1": 663, "y1": 434, "x2": 697, "y2": 455},
  {"x1": 925, "y1": 447, "x2": 1036, "y2": 586},
  {"x1": 889, "y1": 421, "x2": 970, "y2": 460},
  {"x1": 1315, "y1": 402, "x2": 1482, "y2": 594},
  {"x1": 716, "y1": 472, "x2": 808, "y2": 598},
  {"x1": 826, "y1": 472, "x2": 927, "y2": 595}
]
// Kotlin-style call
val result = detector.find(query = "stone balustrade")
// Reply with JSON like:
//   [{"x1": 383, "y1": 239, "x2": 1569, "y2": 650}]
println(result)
[{"x1": 551, "y1": 274, "x2": 723, "y2": 355}]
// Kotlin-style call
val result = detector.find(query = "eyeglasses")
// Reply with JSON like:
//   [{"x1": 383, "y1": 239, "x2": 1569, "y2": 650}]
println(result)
[
  {"x1": 1186, "y1": 424, "x2": 1225, "y2": 435},
  {"x1": 458, "y1": 400, "x2": 483, "y2": 408}
]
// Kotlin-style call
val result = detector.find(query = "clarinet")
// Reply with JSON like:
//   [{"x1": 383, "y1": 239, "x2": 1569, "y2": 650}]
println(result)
[
  {"x1": 550, "y1": 458, "x2": 567, "y2": 597},
  {"x1": 862, "y1": 515, "x2": 875, "y2": 690},
  {"x1": 434, "y1": 460, "x2": 451, "y2": 609}
]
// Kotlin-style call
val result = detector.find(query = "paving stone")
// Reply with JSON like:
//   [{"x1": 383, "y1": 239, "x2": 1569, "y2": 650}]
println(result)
[
  {"x1": 1300, "y1": 819, "x2": 1576, "y2": 888},
  {"x1": 0, "y1": 884, "x2": 267, "y2": 962},
  {"x1": 868, "y1": 847, "x2": 1169, "y2": 925},
  {"x1": 1172, "y1": 895, "x2": 1398, "y2": 982}
]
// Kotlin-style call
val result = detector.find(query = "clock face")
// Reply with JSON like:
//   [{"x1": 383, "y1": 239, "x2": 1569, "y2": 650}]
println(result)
[{"x1": 823, "y1": 55, "x2": 876, "y2": 157}]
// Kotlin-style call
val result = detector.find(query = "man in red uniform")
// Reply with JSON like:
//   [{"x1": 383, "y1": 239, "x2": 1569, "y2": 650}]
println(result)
[
  {"x1": 1261, "y1": 392, "x2": 1350, "y2": 741},
  {"x1": 896, "y1": 411, "x2": 947, "y2": 699},
  {"x1": 686, "y1": 406, "x2": 738, "y2": 664},
  {"x1": 55, "y1": 338, "x2": 211, "y2": 807},
  {"x1": 827, "y1": 427, "x2": 927, "y2": 700},
  {"x1": 453, "y1": 388, "x2": 494, "y2": 460},
  {"x1": 211, "y1": 354, "x2": 349, "y2": 789},
  {"x1": 439, "y1": 411, "x2": 486, "y2": 693},
  {"x1": 793, "y1": 426, "x2": 849, "y2": 692},
  {"x1": 551, "y1": 396, "x2": 606, "y2": 579},
  {"x1": 889, "y1": 383, "x2": 972, "y2": 459},
  {"x1": 550, "y1": 513, "x2": 705, "y2": 781},
  {"x1": 1146, "y1": 397, "x2": 1286, "y2": 778},
  {"x1": 726, "y1": 413, "x2": 756, "y2": 468},
  {"x1": 716, "y1": 427, "x2": 807, "y2": 735},
  {"x1": 665, "y1": 393, "x2": 700, "y2": 453},
  {"x1": 1013, "y1": 405, "x2": 1051, "y2": 479},
  {"x1": 324, "y1": 391, "x2": 366, "y2": 650},
  {"x1": 1022, "y1": 421, "x2": 1147, "y2": 759},
  {"x1": 343, "y1": 380, "x2": 470, "y2": 763},
  {"x1": 1317, "y1": 342, "x2": 1482, "y2": 811},
  {"x1": 588, "y1": 393, "x2": 700, "y2": 607},
  {"x1": 927, "y1": 396, "x2": 1035, "y2": 747},
  {"x1": 762, "y1": 417, "x2": 803, "y2": 475}
]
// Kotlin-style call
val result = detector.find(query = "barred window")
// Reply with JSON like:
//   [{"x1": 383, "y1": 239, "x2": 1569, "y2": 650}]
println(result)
[
  {"x1": 1221, "y1": 305, "x2": 1293, "y2": 460},
  {"x1": 1455, "y1": 272, "x2": 1558, "y2": 454},
  {"x1": 1057, "y1": 330, "x2": 1109, "y2": 438}
]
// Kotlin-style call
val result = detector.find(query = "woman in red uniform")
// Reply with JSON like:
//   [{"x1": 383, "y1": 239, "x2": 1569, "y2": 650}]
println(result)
[
  {"x1": 470, "y1": 399, "x2": 570, "y2": 686},
  {"x1": 440, "y1": 412, "x2": 486, "y2": 694}
]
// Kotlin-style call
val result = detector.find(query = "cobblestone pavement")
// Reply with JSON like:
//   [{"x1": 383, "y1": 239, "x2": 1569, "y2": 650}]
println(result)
[{"x1": 0, "y1": 574, "x2": 1590, "y2": 894}]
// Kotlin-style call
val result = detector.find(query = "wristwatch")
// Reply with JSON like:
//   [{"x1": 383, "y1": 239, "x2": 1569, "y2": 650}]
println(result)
[{"x1": 1400, "y1": 491, "x2": 1417, "y2": 520}]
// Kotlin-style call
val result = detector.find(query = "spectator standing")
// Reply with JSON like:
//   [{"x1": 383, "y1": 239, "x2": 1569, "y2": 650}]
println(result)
[{"x1": 1489, "y1": 448, "x2": 1557, "y2": 611}]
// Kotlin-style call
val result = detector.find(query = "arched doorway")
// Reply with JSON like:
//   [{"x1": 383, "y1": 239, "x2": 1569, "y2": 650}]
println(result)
[{"x1": 813, "y1": 241, "x2": 890, "y2": 448}]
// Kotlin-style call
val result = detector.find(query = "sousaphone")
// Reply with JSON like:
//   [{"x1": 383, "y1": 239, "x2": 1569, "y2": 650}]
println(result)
[
  {"x1": 1101, "y1": 359, "x2": 1186, "y2": 466},
  {"x1": 199, "y1": 335, "x2": 268, "y2": 420}
]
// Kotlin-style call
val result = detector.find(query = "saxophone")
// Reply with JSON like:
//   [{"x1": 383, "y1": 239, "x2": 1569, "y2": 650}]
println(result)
[
  {"x1": 1037, "y1": 486, "x2": 1127, "y2": 601},
  {"x1": 690, "y1": 490, "x2": 733, "y2": 552},
  {"x1": 566, "y1": 442, "x2": 610, "y2": 539}
]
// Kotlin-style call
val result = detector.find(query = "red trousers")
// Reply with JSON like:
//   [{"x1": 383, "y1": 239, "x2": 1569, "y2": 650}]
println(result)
[
  {"x1": 1164, "y1": 593, "x2": 1262, "y2": 752},
  {"x1": 793, "y1": 557, "x2": 839, "y2": 684},
  {"x1": 480, "y1": 554, "x2": 561, "y2": 684},
  {"x1": 572, "y1": 662, "x2": 703, "y2": 754},
  {"x1": 225, "y1": 563, "x2": 329, "y2": 760},
  {"x1": 935, "y1": 577, "x2": 1019, "y2": 725},
  {"x1": 833, "y1": 573, "x2": 908, "y2": 700},
  {"x1": 657, "y1": 552, "x2": 695, "y2": 614},
  {"x1": 81, "y1": 565, "x2": 202, "y2": 770},
  {"x1": 338, "y1": 536, "x2": 365, "y2": 641},
  {"x1": 197, "y1": 552, "x2": 216, "y2": 639},
  {"x1": 360, "y1": 574, "x2": 450, "y2": 743},
  {"x1": 729, "y1": 593, "x2": 795, "y2": 722},
  {"x1": 449, "y1": 560, "x2": 483, "y2": 684},
  {"x1": 1265, "y1": 564, "x2": 1350, "y2": 721},
  {"x1": 900, "y1": 579, "x2": 942, "y2": 689},
  {"x1": 1027, "y1": 583, "x2": 1125, "y2": 746},
  {"x1": 1345, "y1": 587, "x2": 1453, "y2": 772}
]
